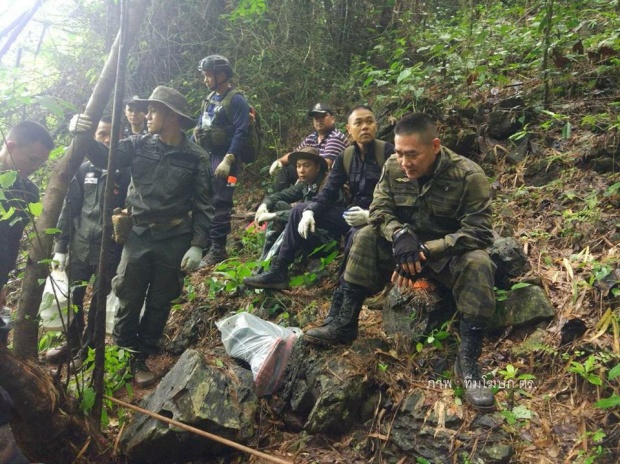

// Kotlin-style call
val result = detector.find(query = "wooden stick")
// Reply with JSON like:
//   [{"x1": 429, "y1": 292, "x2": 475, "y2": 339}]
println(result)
[{"x1": 104, "y1": 395, "x2": 293, "y2": 464}]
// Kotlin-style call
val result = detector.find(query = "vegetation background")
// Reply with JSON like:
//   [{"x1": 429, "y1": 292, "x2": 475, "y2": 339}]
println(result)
[{"x1": 1, "y1": 0, "x2": 619, "y2": 463}]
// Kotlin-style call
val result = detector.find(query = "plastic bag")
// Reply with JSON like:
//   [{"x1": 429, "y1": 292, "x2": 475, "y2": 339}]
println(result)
[
  {"x1": 216, "y1": 312, "x2": 302, "y2": 397},
  {"x1": 38, "y1": 270, "x2": 73, "y2": 331}
]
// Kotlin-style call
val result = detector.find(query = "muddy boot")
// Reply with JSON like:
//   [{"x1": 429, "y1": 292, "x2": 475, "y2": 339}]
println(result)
[
  {"x1": 201, "y1": 242, "x2": 228, "y2": 267},
  {"x1": 320, "y1": 285, "x2": 345, "y2": 327},
  {"x1": 455, "y1": 318, "x2": 495, "y2": 411},
  {"x1": 243, "y1": 257, "x2": 290, "y2": 290},
  {"x1": 132, "y1": 355, "x2": 157, "y2": 388},
  {"x1": 305, "y1": 283, "x2": 366, "y2": 346}
]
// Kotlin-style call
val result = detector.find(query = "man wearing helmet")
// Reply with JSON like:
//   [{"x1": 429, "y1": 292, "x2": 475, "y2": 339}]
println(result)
[{"x1": 195, "y1": 54, "x2": 252, "y2": 266}]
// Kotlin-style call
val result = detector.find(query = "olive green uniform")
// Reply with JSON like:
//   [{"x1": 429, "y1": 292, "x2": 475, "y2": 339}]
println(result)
[
  {"x1": 85, "y1": 134, "x2": 214, "y2": 354},
  {"x1": 344, "y1": 146, "x2": 496, "y2": 321}
]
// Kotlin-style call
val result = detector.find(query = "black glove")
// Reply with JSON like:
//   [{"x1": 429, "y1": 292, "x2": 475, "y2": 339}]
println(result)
[{"x1": 392, "y1": 226, "x2": 422, "y2": 277}]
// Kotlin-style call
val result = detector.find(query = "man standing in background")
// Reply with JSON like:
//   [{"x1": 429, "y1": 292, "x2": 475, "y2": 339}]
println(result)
[{"x1": 195, "y1": 54, "x2": 252, "y2": 266}]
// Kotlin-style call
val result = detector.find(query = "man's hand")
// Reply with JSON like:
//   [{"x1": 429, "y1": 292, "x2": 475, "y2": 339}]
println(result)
[
  {"x1": 180, "y1": 246, "x2": 202, "y2": 272},
  {"x1": 298, "y1": 210, "x2": 315, "y2": 239},
  {"x1": 255, "y1": 204, "x2": 276, "y2": 224},
  {"x1": 254, "y1": 203, "x2": 269, "y2": 223},
  {"x1": 391, "y1": 226, "x2": 426, "y2": 287},
  {"x1": 68, "y1": 114, "x2": 93, "y2": 135},
  {"x1": 52, "y1": 252, "x2": 67, "y2": 272},
  {"x1": 269, "y1": 160, "x2": 282, "y2": 176},
  {"x1": 215, "y1": 153, "x2": 235, "y2": 179},
  {"x1": 343, "y1": 206, "x2": 370, "y2": 227}
]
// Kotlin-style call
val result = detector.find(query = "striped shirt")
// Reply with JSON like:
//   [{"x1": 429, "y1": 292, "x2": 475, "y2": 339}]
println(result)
[{"x1": 296, "y1": 128, "x2": 348, "y2": 161}]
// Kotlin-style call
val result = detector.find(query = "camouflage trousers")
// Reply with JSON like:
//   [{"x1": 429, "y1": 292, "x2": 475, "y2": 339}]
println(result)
[{"x1": 343, "y1": 225, "x2": 496, "y2": 321}]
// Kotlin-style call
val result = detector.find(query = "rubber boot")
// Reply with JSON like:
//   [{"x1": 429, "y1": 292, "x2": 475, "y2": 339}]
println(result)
[
  {"x1": 455, "y1": 318, "x2": 495, "y2": 411},
  {"x1": 243, "y1": 257, "x2": 290, "y2": 289},
  {"x1": 201, "y1": 241, "x2": 228, "y2": 267},
  {"x1": 320, "y1": 286, "x2": 345, "y2": 327},
  {"x1": 305, "y1": 283, "x2": 366, "y2": 346},
  {"x1": 132, "y1": 355, "x2": 157, "y2": 388}
]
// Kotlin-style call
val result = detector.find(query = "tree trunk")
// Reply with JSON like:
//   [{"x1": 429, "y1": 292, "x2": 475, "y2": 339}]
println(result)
[
  {"x1": 12, "y1": 0, "x2": 148, "y2": 360},
  {"x1": 0, "y1": 346, "x2": 109, "y2": 463}
]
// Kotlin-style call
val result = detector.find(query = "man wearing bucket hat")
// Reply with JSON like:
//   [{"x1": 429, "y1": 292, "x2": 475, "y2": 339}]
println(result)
[
  {"x1": 253, "y1": 146, "x2": 335, "y2": 260},
  {"x1": 244, "y1": 105, "x2": 394, "y2": 290},
  {"x1": 69, "y1": 86, "x2": 214, "y2": 387},
  {"x1": 270, "y1": 102, "x2": 347, "y2": 192},
  {"x1": 195, "y1": 54, "x2": 252, "y2": 266}
]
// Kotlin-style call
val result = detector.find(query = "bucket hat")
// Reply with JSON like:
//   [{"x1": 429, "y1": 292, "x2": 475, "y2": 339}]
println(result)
[
  {"x1": 134, "y1": 86, "x2": 195, "y2": 129},
  {"x1": 288, "y1": 146, "x2": 328, "y2": 172}
]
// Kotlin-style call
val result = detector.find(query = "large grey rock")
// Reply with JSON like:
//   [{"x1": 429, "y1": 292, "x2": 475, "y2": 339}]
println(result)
[
  {"x1": 273, "y1": 339, "x2": 386, "y2": 436},
  {"x1": 488, "y1": 237, "x2": 532, "y2": 289},
  {"x1": 122, "y1": 349, "x2": 258, "y2": 464},
  {"x1": 492, "y1": 285, "x2": 555, "y2": 330},
  {"x1": 382, "y1": 284, "x2": 455, "y2": 345}
]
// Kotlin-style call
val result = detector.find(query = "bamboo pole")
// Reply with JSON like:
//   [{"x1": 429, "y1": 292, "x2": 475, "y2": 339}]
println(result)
[{"x1": 104, "y1": 395, "x2": 294, "y2": 464}]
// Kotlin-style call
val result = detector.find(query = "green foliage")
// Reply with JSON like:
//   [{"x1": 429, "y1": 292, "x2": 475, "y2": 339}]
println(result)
[
  {"x1": 415, "y1": 321, "x2": 452, "y2": 352},
  {"x1": 207, "y1": 258, "x2": 264, "y2": 296},
  {"x1": 70, "y1": 346, "x2": 133, "y2": 427},
  {"x1": 290, "y1": 241, "x2": 340, "y2": 288},
  {"x1": 568, "y1": 354, "x2": 603, "y2": 386}
]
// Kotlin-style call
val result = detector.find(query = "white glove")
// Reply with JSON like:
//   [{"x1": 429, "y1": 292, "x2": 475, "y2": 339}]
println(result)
[
  {"x1": 215, "y1": 153, "x2": 235, "y2": 179},
  {"x1": 297, "y1": 210, "x2": 315, "y2": 239},
  {"x1": 52, "y1": 252, "x2": 67, "y2": 271},
  {"x1": 269, "y1": 160, "x2": 282, "y2": 176},
  {"x1": 180, "y1": 246, "x2": 202, "y2": 272},
  {"x1": 254, "y1": 204, "x2": 269, "y2": 223},
  {"x1": 343, "y1": 206, "x2": 370, "y2": 227},
  {"x1": 68, "y1": 114, "x2": 93, "y2": 135}
]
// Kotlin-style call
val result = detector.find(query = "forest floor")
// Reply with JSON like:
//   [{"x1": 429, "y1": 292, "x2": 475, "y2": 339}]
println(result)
[{"x1": 109, "y1": 121, "x2": 619, "y2": 464}]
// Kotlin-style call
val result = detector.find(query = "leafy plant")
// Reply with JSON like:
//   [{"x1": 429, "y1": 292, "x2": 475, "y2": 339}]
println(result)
[
  {"x1": 70, "y1": 346, "x2": 133, "y2": 427},
  {"x1": 568, "y1": 354, "x2": 603, "y2": 386},
  {"x1": 206, "y1": 258, "x2": 264, "y2": 296}
]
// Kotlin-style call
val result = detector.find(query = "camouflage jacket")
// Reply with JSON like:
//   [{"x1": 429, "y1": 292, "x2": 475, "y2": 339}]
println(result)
[{"x1": 369, "y1": 146, "x2": 493, "y2": 268}]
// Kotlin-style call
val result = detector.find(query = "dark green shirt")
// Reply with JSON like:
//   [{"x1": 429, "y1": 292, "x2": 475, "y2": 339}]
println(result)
[{"x1": 85, "y1": 134, "x2": 214, "y2": 248}]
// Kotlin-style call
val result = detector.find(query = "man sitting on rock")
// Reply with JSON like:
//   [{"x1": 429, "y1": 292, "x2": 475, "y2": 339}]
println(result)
[
  {"x1": 244, "y1": 105, "x2": 394, "y2": 290},
  {"x1": 254, "y1": 147, "x2": 331, "y2": 260},
  {"x1": 269, "y1": 103, "x2": 347, "y2": 192},
  {"x1": 305, "y1": 113, "x2": 496, "y2": 412}
]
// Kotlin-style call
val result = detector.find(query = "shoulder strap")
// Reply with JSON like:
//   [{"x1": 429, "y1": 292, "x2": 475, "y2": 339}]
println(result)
[
  {"x1": 374, "y1": 139, "x2": 387, "y2": 169},
  {"x1": 218, "y1": 88, "x2": 241, "y2": 122},
  {"x1": 343, "y1": 139, "x2": 388, "y2": 176},
  {"x1": 343, "y1": 145, "x2": 355, "y2": 177}
]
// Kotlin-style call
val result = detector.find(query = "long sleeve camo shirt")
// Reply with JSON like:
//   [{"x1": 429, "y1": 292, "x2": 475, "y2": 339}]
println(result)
[{"x1": 369, "y1": 146, "x2": 493, "y2": 268}]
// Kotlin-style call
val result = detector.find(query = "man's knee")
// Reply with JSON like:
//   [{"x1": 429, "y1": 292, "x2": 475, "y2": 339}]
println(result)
[{"x1": 459, "y1": 250, "x2": 496, "y2": 282}]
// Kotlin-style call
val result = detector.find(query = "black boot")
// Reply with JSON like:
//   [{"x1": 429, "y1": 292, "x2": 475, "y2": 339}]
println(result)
[
  {"x1": 455, "y1": 318, "x2": 495, "y2": 411},
  {"x1": 201, "y1": 242, "x2": 228, "y2": 267},
  {"x1": 243, "y1": 257, "x2": 290, "y2": 289},
  {"x1": 320, "y1": 286, "x2": 344, "y2": 327},
  {"x1": 305, "y1": 283, "x2": 366, "y2": 345}
]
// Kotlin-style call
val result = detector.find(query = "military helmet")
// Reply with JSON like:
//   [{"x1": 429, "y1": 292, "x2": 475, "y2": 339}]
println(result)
[{"x1": 198, "y1": 55, "x2": 233, "y2": 78}]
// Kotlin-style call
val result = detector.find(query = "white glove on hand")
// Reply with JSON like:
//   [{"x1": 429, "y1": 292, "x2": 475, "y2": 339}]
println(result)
[
  {"x1": 68, "y1": 114, "x2": 93, "y2": 135},
  {"x1": 52, "y1": 252, "x2": 67, "y2": 271},
  {"x1": 343, "y1": 206, "x2": 370, "y2": 227},
  {"x1": 297, "y1": 210, "x2": 315, "y2": 239},
  {"x1": 254, "y1": 203, "x2": 269, "y2": 223},
  {"x1": 180, "y1": 246, "x2": 202, "y2": 272},
  {"x1": 269, "y1": 160, "x2": 282, "y2": 176},
  {"x1": 215, "y1": 153, "x2": 235, "y2": 179}
]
